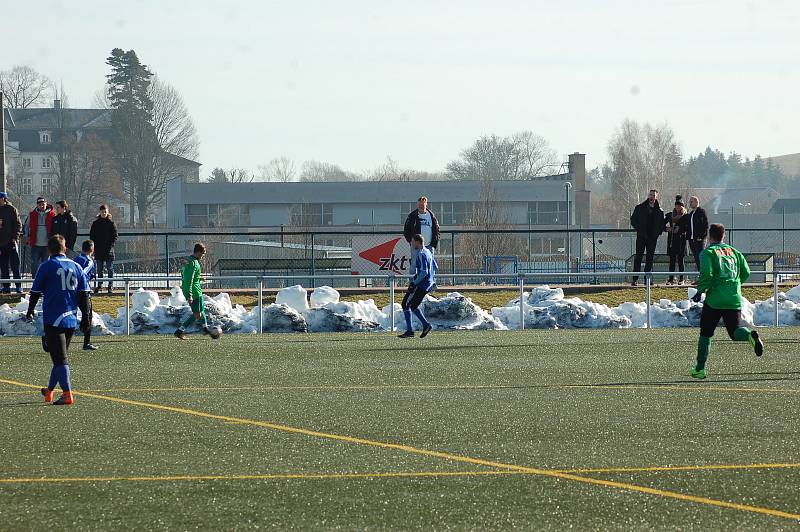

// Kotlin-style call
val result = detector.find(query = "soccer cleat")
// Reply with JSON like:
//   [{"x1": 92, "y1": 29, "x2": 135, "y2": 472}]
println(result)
[
  {"x1": 202, "y1": 326, "x2": 210, "y2": 336},
  {"x1": 53, "y1": 391, "x2": 74, "y2": 405},
  {"x1": 83, "y1": 343, "x2": 98, "y2": 351},
  {"x1": 690, "y1": 367, "x2": 707, "y2": 379},
  {"x1": 107, "y1": 287, "x2": 113, "y2": 295},
  {"x1": 93, "y1": 286, "x2": 100, "y2": 295},
  {"x1": 40, "y1": 387, "x2": 53, "y2": 403},
  {"x1": 174, "y1": 329, "x2": 188, "y2": 341},
  {"x1": 420, "y1": 324, "x2": 433, "y2": 338},
  {"x1": 750, "y1": 330, "x2": 764, "y2": 357},
  {"x1": 397, "y1": 331, "x2": 414, "y2": 338},
  {"x1": 631, "y1": 280, "x2": 638, "y2": 287}
]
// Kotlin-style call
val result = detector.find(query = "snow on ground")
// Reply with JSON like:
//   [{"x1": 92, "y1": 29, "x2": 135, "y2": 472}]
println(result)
[{"x1": 0, "y1": 284, "x2": 796, "y2": 336}]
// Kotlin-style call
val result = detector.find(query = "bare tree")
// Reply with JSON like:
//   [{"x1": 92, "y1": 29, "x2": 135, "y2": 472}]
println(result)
[
  {"x1": 207, "y1": 167, "x2": 253, "y2": 183},
  {"x1": 257, "y1": 157, "x2": 297, "y2": 182},
  {"x1": 608, "y1": 119, "x2": 684, "y2": 210},
  {"x1": 91, "y1": 87, "x2": 111, "y2": 109},
  {"x1": 299, "y1": 160, "x2": 361, "y2": 182},
  {"x1": 0, "y1": 65, "x2": 53, "y2": 108},
  {"x1": 130, "y1": 77, "x2": 199, "y2": 224},
  {"x1": 446, "y1": 131, "x2": 558, "y2": 180}
]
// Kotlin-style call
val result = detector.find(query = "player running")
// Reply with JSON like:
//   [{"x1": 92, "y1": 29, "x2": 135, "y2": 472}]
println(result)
[
  {"x1": 72, "y1": 240, "x2": 98, "y2": 350},
  {"x1": 174, "y1": 243, "x2": 214, "y2": 340},
  {"x1": 398, "y1": 234, "x2": 437, "y2": 339},
  {"x1": 690, "y1": 223, "x2": 763, "y2": 379},
  {"x1": 26, "y1": 235, "x2": 91, "y2": 405}
]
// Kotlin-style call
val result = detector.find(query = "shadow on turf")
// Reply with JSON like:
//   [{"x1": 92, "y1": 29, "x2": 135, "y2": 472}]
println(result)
[{"x1": 0, "y1": 400, "x2": 43, "y2": 408}]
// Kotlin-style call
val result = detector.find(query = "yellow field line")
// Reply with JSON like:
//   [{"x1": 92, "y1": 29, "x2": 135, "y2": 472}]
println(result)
[
  {"x1": 0, "y1": 470, "x2": 518, "y2": 484},
  {"x1": 561, "y1": 462, "x2": 800, "y2": 474},
  {"x1": 2, "y1": 377, "x2": 798, "y2": 522},
  {"x1": 3, "y1": 462, "x2": 800, "y2": 486}
]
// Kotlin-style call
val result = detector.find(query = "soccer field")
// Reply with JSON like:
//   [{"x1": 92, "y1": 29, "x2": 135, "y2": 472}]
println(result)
[{"x1": 1, "y1": 329, "x2": 799, "y2": 529}]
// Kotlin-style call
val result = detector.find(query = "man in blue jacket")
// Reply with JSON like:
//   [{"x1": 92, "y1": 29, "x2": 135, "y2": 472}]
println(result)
[{"x1": 398, "y1": 234, "x2": 437, "y2": 339}]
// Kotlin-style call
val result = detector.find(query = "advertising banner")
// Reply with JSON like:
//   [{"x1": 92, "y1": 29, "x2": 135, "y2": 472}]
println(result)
[{"x1": 351, "y1": 235, "x2": 411, "y2": 276}]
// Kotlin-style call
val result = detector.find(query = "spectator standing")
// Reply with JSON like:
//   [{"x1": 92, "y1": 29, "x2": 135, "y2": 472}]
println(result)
[
  {"x1": 51, "y1": 200, "x2": 78, "y2": 257},
  {"x1": 665, "y1": 195, "x2": 688, "y2": 285},
  {"x1": 629, "y1": 189, "x2": 665, "y2": 286},
  {"x1": 89, "y1": 204, "x2": 118, "y2": 295},
  {"x1": 403, "y1": 196, "x2": 440, "y2": 275},
  {"x1": 25, "y1": 197, "x2": 55, "y2": 277},
  {"x1": 0, "y1": 191, "x2": 23, "y2": 293},
  {"x1": 686, "y1": 196, "x2": 709, "y2": 272}
]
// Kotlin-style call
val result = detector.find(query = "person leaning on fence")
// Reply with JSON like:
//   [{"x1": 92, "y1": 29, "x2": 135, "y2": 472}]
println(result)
[
  {"x1": 665, "y1": 195, "x2": 689, "y2": 285},
  {"x1": 89, "y1": 204, "x2": 118, "y2": 295},
  {"x1": 629, "y1": 189, "x2": 665, "y2": 286},
  {"x1": 0, "y1": 191, "x2": 23, "y2": 294},
  {"x1": 403, "y1": 196, "x2": 440, "y2": 276},
  {"x1": 51, "y1": 200, "x2": 78, "y2": 257},
  {"x1": 25, "y1": 197, "x2": 56, "y2": 277},
  {"x1": 687, "y1": 196, "x2": 709, "y2": 273}
]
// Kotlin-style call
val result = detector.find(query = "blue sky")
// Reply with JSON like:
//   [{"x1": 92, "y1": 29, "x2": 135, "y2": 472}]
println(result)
[{"x1": 4, "y1": 0, "x2": 799, "y2": 175}]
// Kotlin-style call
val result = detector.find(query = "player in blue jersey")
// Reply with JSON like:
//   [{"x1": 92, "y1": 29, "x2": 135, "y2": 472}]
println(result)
[
  {"x1": 72, "y1": 240, "x2": 97, "y2": 351},
  {"x1": 398, "y1": 234, "x2": 437, "y2": 339},
  {"x1": 26, "y1": 235, "x2": 90, "y2": 406}
]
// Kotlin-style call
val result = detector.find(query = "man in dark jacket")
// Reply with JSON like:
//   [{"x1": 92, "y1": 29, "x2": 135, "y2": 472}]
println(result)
[
  {"x1": 0, "y1": 191, "x2": 23, "y2": 293},
  {"x1": 51, "y1": 200, "x2": 79, "y2": 256},
  {"x1": 686, "y1": 196, "x2": 709, "y2": 272},
  {"x1": 403, "y1": 196, "x2": 441, "y2": 276},
  {"x1": 89, "y1": 204, "x2": 119, "y2": 294},
  {"x1": 630, "y1": 189, "x2": 665, "y2": 286},
  {"x1": 25, "y1": 197, "x2": 56, "y2": 277}
]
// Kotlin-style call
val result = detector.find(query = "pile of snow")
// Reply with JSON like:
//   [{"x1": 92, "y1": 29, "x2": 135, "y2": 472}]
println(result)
[{"x1": 1, "y1": 283, "x2": 798, "y2": 337}]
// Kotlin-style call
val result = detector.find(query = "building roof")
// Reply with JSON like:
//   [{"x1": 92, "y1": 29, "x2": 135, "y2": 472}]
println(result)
[
  {"x1": 177, "y1": 174, "x2": 576, "y2": 205},
  {"x1": 770, "y1": 198, "x2": 800, "y2": 214},
  {"x1": 708, "y1": 187, "x2": 780, "y2": 214},
  {"x1": 5, "y1": 107, "x2": 112, "y2": 129}
]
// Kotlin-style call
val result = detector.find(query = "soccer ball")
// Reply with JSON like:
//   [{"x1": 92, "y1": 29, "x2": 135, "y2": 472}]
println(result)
[{"x1": 207, "y1": 325, "x2": 223, "y2": 339}]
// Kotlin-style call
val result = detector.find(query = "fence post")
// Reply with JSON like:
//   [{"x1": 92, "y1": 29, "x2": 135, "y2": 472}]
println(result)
[
  {"x1": 773, "y1": 273, "x2": 779, "y2": 328},
  {"x1": 258, "y1": 278, "x2": 264, "y2": 334},
  {"x1": 519, "y1": 274, "x2": 525, "y2": 330},
  {"x1": 645, "y1": 273, "x2": 651, "y2": 329},
  {"x1": 450, "y1": 231, "x2": 456, "y2": 287},
  {"x1": 592, "y1": 231, "x2": 597, "y2": 284},
  {"x1": 310, "y1": 232, "x2": 316, "y2": 289},
  {"x1": 389, "y1": 275, "x2": 395, "y2": 332},
  {"x1": 124, "y1": 279, "x2": 130, "y2": 336},
  {"x1": 164, "y1": 234, "x2": 170, "y2": 290}
]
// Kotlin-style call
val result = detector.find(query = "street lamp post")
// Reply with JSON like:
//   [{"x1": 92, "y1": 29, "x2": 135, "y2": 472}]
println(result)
[
  {"x1": 565, "y1": 182, "x2": 573, "y2": 278},
  {"x1": 733, "y1": 202, "x2": 751, "y2": 248}
]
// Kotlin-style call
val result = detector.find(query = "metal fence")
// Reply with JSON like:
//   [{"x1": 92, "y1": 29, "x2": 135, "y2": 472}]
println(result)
[
  {"x1": 10, "y1": 227, "x2": 800, "y2": 289},
  {"x1": 1, "y1": 270, "x2": 792, "y2": 334}
]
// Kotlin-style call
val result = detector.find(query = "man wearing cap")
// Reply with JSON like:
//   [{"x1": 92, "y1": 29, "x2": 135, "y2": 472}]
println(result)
[
  {"x1": 25, "y1": 197, "x2": 56, "y2": 277},
  {"x1": 0, "y1": 191, "x2": 23, "y2": 294}
]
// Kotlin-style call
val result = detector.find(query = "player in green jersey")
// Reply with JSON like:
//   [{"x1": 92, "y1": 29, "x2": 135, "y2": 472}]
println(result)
[
  {"x1": 690, "y1": 223, "x2": 763, "y2": 379},
  {"x1": 174, "y1": 243, "x2": 212, "y2": 340}
]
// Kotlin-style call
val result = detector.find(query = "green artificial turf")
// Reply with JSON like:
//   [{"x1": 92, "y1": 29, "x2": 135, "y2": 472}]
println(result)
[{"x1": 1, "y1": 328, "x2": 800, "y2": 529}]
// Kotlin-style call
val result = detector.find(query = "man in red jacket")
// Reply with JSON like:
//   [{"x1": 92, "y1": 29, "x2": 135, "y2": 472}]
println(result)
[{"x1": 25, "y1": 197, "x2": 56, "y2": 277}]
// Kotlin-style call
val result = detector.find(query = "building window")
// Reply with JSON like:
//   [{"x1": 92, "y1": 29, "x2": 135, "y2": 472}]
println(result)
[
  {"x1": 405, "y1": 202, "x2": 476, "y2": 225},
  {"x1": 21, "y1": 178, "x2": 32, "y2": 195},
  {"x1": 41, "y1": 157, "x2": 53, "y2": 169},
  {"x1": 185, "y1": 204, "x2": 251, "y2": 227},
  {"x1": 39, "y1": 131, "x2": 52, "y2": 144},
  {"x1": 22, "y1": 157, "x2": 32, "y2": 169},
  {"x1": 529, "y1": 237, "x2": 567, "y2": 256},
  {"x1": 41, "y1": 177, "x2": 54, "y2": 195},
  {"x1": 528, "y1": 201, "x2": 568, "y2": 225},
  {"x1": 289, "y1": 203, "x2": 333, "y2": 226}
]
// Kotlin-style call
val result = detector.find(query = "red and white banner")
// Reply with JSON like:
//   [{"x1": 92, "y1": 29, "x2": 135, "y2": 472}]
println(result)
[{"x1": 351, "y1": 235, "x2": 412, "y2": 276}]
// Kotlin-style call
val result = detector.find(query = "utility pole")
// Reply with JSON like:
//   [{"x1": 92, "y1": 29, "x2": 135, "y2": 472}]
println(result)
[{"x1": 0, "y1": 91, "x2": 6, "y2": 192}]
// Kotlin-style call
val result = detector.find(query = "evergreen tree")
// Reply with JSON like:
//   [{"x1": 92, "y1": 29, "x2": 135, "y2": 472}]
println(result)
[{"x1": 106, "y1": 48, "x2": 158, "y2": 226}]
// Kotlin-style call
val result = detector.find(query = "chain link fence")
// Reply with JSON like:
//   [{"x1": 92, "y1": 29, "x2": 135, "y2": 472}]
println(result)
[{"x1": 12, "y1": 227, "x2": 800, "y2": 290}]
